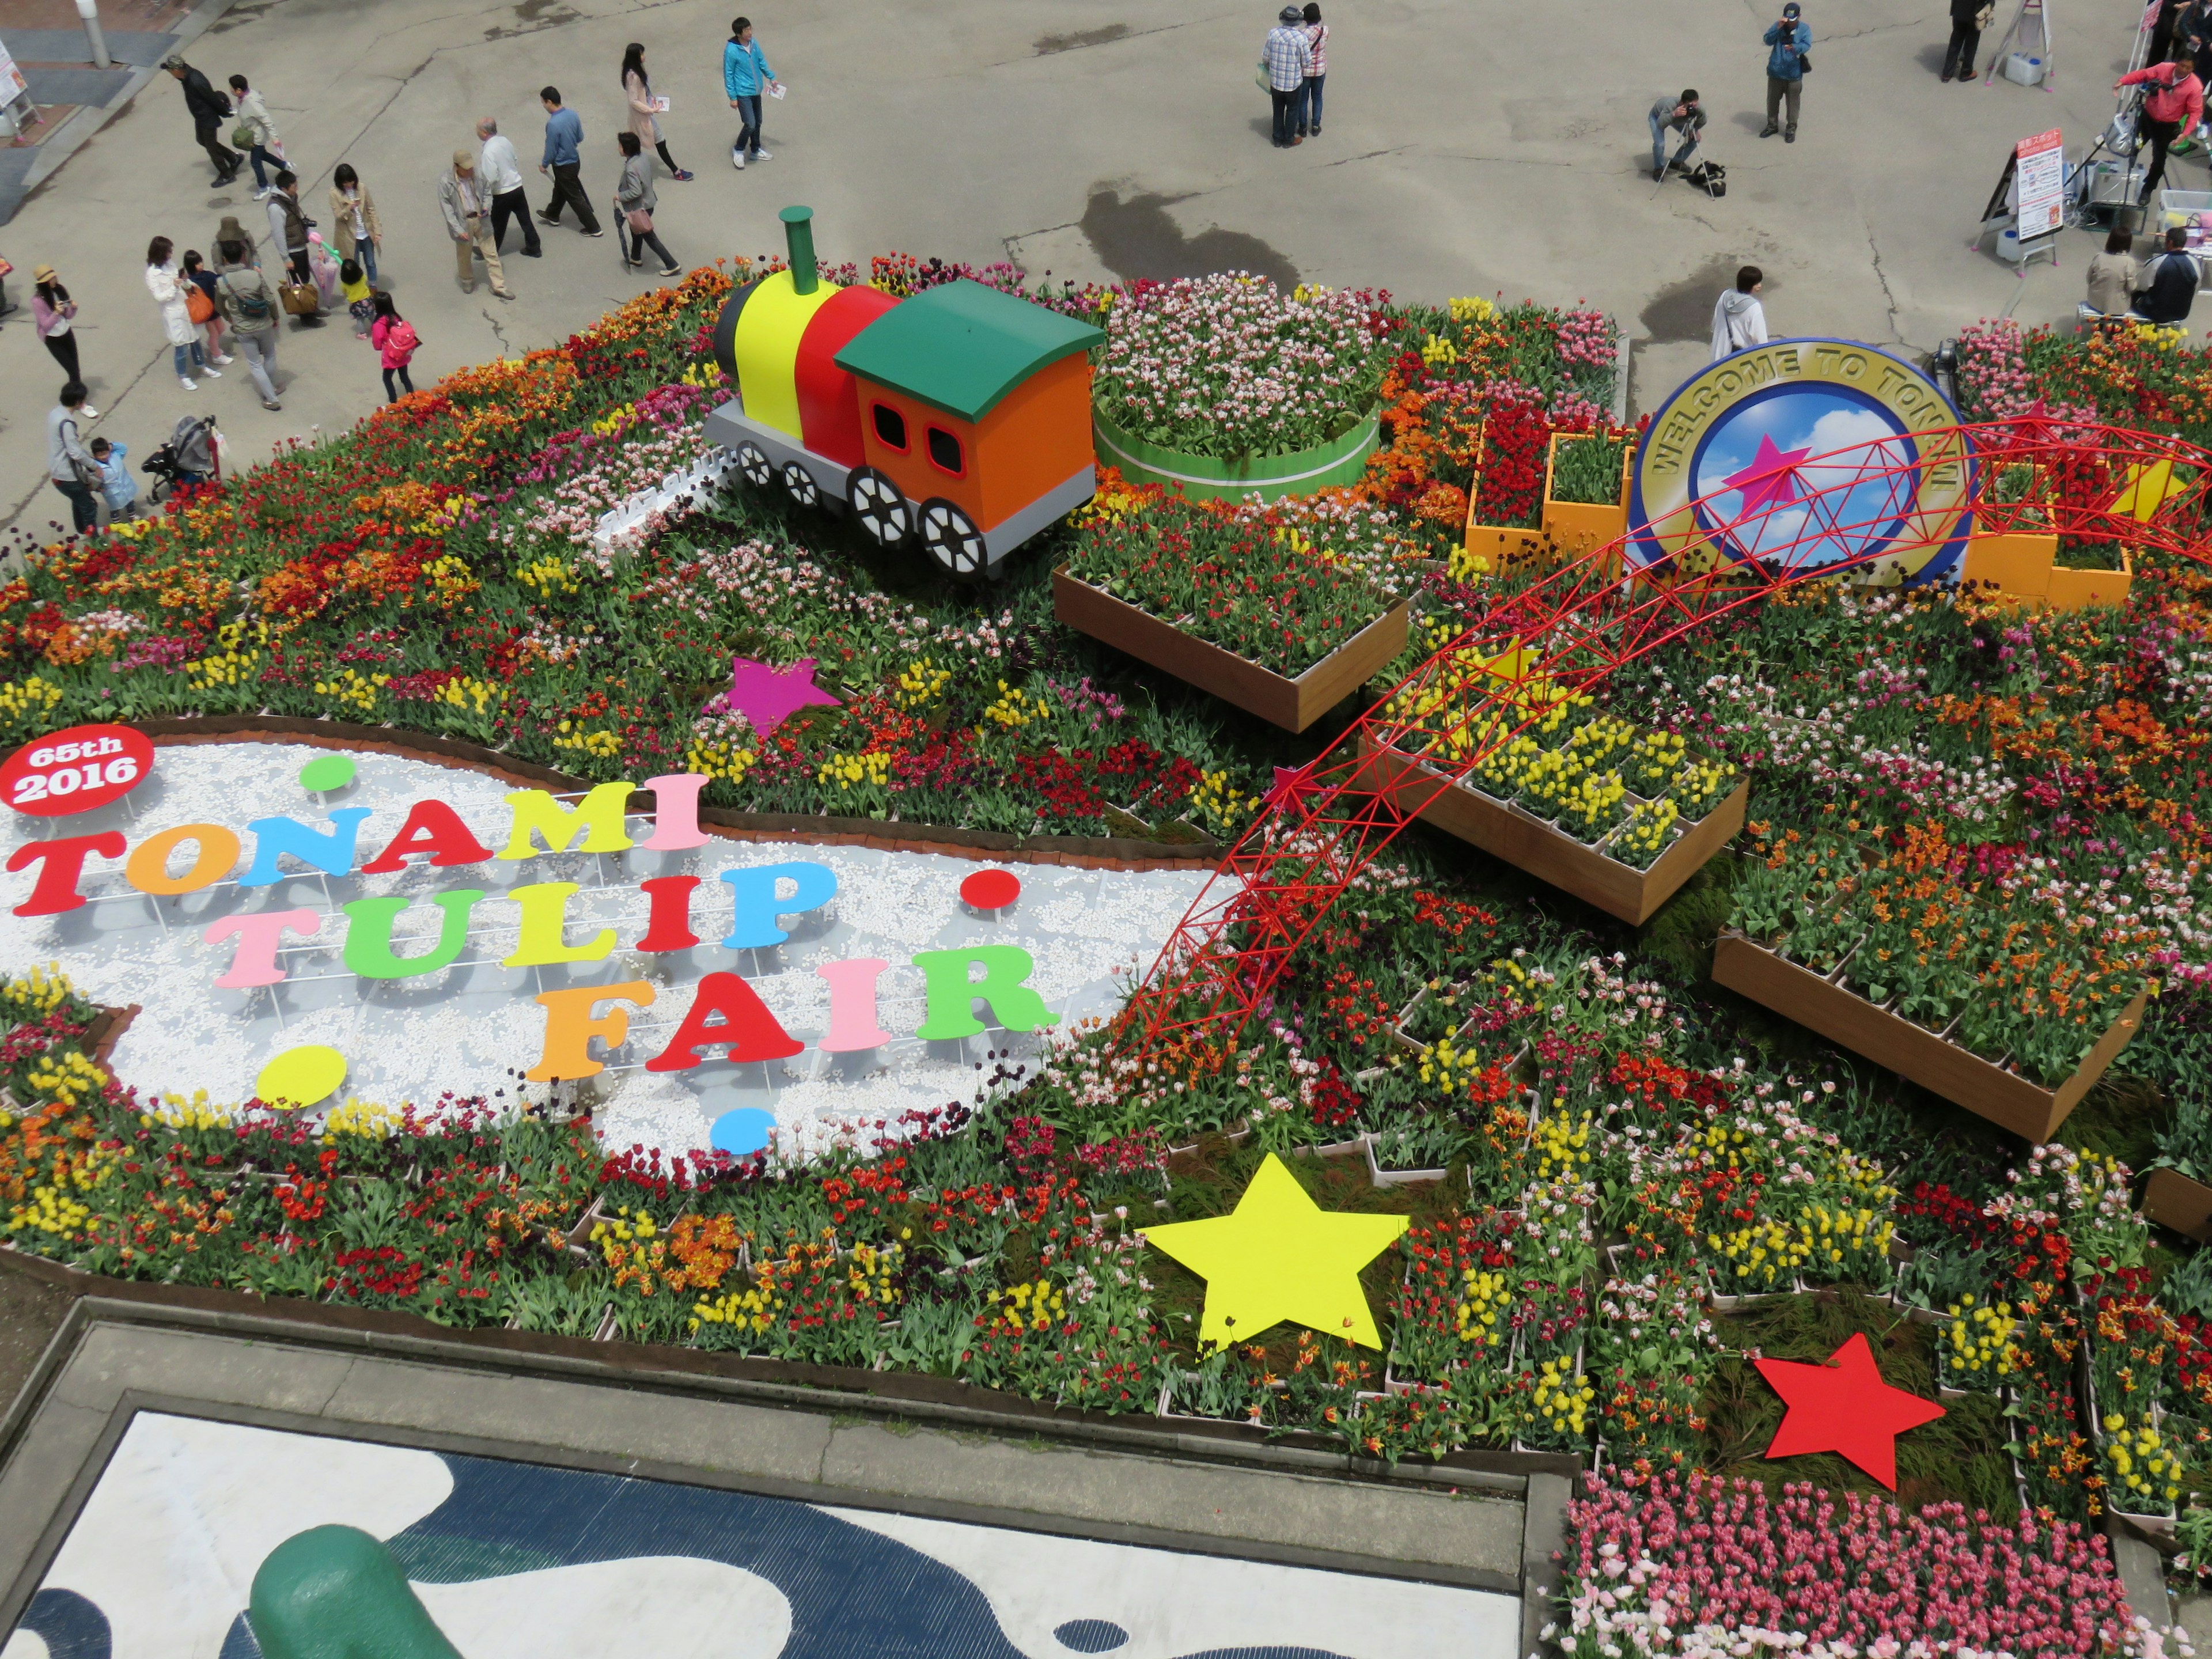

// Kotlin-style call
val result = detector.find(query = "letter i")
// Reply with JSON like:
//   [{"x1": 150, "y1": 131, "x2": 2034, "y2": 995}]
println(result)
[
  {"x1": 636, "y1": 875, "x2": 701, "y2": 952},
  {"x1": 815, "y1": 957, "x2": 892, "y2": 1052}
]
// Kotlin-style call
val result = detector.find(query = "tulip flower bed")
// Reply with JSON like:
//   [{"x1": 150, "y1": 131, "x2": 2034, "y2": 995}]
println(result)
[{"x1": 9, "y1": 267, "x2": 2212, "y2": 1653}]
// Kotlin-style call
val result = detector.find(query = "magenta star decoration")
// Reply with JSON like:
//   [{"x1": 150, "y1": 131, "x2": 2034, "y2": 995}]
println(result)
[
  {"x1": 720, "y1": 657, "x2": 840, "y2": 733},
  {"x1": 1722, "y1": 434, "x2": 1812, "y2": 516}
]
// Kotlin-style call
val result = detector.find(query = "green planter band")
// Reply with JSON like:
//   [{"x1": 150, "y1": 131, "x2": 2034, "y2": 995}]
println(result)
[{"x1": 1091, "y1": 406, "x2": 1382, "y2": 503}]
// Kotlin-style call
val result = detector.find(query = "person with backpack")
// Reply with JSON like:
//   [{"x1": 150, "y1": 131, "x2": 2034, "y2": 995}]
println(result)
[
  {"x1": 46, "y1": 382, "x2": 101, "y2": 536},
  {"x1": 1761, "y1": 3, "x2": 1810, "y2": 142},
  {"x1": 213, "y1": 239, "x2": 283, "y2": 411},
  {"x1": 723, "y1": 18, "x2": 780, "y2": 169},
  {"x1": 227, "y1": 73, "x2": 284, "y2": 197},
  {"x1": 164, "y1": 56, "x2": 240, "y2": 186},
  {"x1": 370, "y1": 293, "x2": 419, "y2": 403}
]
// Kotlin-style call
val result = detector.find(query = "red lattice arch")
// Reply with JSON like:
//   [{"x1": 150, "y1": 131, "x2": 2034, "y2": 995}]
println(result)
[{"x1": 1115, "y1": 418, "x2": 2212, "y2": 1052}]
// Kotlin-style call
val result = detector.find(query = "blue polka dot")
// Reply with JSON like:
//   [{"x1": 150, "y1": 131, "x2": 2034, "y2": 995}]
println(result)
[
  {"x1": 1054, "y1": 1620, "x2": 1128, "y2": 1653},
  {"x1": 710, "y1": 1107, "x2": 777, "y2": 1157}
]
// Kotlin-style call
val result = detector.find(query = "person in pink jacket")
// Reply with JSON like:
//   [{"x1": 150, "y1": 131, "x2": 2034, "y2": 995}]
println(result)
[
  {"x1": 369, "y1": 291, "x2": 418, "y2": 403},
  {"x1": 2119, "y1": 51, "x2": 2206, "y2": 204}
]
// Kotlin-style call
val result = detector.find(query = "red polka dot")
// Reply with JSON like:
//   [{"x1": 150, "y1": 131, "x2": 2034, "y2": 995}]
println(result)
[{"x1": 961, "y1": 868, "x2": 1021, "y2": 910}]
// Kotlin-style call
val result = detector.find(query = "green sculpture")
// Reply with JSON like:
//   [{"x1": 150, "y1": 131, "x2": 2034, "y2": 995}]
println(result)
[{"x1": 249, "y1": 1525, "x2": 464, "y2": 1659}]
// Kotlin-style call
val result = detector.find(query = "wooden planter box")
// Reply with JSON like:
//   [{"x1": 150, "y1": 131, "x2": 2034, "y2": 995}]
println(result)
[
  {"x1": 1053, "y1": 566, "x2": 1408, "y2": 733},
  {"x1": 2143, "y1": 1166, "x2": 2212, "y2": 1241},
  {"x1": 1959, "y1": 531, "x2": 2135, "y2": 612},
  {"x1": 1711, "y1": 930, "x2": 2149, "y2": 1142},
  {"x1": 1540, "y1": 432, "x2": 1632, "y2": 566},
  {"x1": 1355, "y1": 737, "x2": 1749, "y2": 925}
]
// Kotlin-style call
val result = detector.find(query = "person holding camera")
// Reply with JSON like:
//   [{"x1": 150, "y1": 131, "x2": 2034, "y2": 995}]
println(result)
[
  {"x1": 1761, "y1": 3, "x2": 1811, "y2": 142},
  {"x1": 1648, "y1": 90, "x2": 1705, "y2": 179},
  {"x1": 2118, "y1": 50, "x2": 2205, "y2": 205}
]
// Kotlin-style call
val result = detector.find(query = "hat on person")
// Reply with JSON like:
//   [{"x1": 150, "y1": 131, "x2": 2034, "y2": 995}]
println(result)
[
  {"x1": 1278, "y1": 5, "x2": 1302, "y2": 19},
  {"x1": 32, "y1": 263, "x2": 56, "y2": 283},
  {"x1": 1782, "y1": 3, "x2": 1801, "y2": 14},
  {"x1": 160, "y1": 54, "x2": 184, "y2": 69},
  {"x1": 452, "y1": 148, "x2": 475, "y2": 169}
]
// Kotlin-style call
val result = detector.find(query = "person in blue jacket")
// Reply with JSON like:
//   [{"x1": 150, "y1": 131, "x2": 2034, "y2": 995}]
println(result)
[
  {"x1": 1761, "y1": 2, "x2": 1810, "y2": 142},
  {"x1": 724, "y1": 17, "x2": 782, "y2": 169}
]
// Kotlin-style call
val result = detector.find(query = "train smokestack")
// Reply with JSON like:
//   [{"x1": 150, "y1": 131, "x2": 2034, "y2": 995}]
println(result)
[{"x1": 781, "y1": 204, "x2": 818, "y2": 295}]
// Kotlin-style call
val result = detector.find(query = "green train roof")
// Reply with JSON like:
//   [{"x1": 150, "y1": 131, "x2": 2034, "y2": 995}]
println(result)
[{"x1": 834, "y1": 279, "x2": 1105, "y2": 423}]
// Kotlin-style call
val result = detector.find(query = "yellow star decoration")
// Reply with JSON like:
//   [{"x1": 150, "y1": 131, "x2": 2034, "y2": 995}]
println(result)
[
  {"x1": 1139, "y1": 1154, "x2": 1409, "y2": 1351},
  {"x1": 2108, "y1": 458, "x2": 2190, "y2": 523}
]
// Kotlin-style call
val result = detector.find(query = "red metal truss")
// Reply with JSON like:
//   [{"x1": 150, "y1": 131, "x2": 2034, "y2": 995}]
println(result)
[{"x1": 1113, "y1": 417, "x2": 2212, "y2": 1055}]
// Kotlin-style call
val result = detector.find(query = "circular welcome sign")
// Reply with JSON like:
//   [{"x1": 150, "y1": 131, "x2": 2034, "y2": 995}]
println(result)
[
  {"x1": 1, "y1": 724, "x2": 154, "y2": 817},
  {"x1": 1628, "y1": 339, "x2": 1974, "y2": 586}
]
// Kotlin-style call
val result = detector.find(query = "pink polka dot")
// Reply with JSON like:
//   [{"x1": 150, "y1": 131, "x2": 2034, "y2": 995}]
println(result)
[{"x1": 961, "y1": 868, "x2": 1021, "y2": 910}]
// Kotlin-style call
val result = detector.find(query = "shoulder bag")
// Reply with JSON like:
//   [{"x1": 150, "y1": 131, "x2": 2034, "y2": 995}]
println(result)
[
  {"x1": 185, "y1": 285, "x2": 215, "y2": 324},
  {"x1": 278, "y1": 280, "x2": 321, "y2": 317}
]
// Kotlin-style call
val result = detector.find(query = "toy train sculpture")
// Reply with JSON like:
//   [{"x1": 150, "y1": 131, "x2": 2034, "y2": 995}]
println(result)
[{"x1": 707, "y1": 206, "x2": 1105, "y2": 576}]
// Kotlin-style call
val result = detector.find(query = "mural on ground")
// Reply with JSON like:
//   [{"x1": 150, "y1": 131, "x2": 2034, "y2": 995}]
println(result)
[
  {"x1": 0, "y1": 1413, "x2": 1518, "y2": 1659},
  {"x1": 0, "y1": 738, "x2": 1221, "y2": 1160}
]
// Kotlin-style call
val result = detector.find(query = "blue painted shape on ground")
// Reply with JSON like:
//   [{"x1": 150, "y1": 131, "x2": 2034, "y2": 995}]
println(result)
[
  {"x1": 20, "y1": 67, "x2": 131, "y2": 107},
  {"x1": 710, "y1": 1106, "x2": 777, "y2": 1156},
  {"x1": 220, "y1": 1609, "x2": 266, "y2": 1658},
  {"x1": 0, "y1": 29, "x2": 178, "y2": 66},
  {"x1": 1054, "y1": 1618, "x2": 1130, "y2": 1652},
  {"x1": 17, "y1": 1588, "x2": 111, "y2": 1659}
]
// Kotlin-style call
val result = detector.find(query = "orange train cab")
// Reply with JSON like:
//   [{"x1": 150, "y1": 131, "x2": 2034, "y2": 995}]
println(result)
[{"x1": 706, "y1": 206, "x2": 1104, "y2": 576}]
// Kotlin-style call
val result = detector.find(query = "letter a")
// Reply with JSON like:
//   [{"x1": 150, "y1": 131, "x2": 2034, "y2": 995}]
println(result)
[
  {"x1": 359, "y1": 800, "x2": 493, "y2": 872},
  {"x1": 644, "y1": 971, "x2": 803, "y2": 1071}
]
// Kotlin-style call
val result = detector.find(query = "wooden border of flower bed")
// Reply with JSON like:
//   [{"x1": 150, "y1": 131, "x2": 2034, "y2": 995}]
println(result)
[
  {"x1": 1710, "y1": 931, "x2": 2150, "y2": 1142},
  {"x1": 1051, "y1": 568, "x2": 1410, "y2": 733},
  {"x1": 1353, "y1": 738, "x2": 1748, "y2": 926},
  {"x1": 2142, "y1": 1168, "x2": 2212, "y2": 1242},
  {"x1": 131, "y1": 716, "x2": 1222, "y2": 869},
  {"x1": 0, "y1": 1246, "x2": 1585, "y2": 1486},
  {"x1": 1957, "y1": 532, "x2": 2135, "y2": 613}
]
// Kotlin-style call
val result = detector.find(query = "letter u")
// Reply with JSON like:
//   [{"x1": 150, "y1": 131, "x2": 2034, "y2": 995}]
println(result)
[{"x1": 340, "y1": 890, "x2": 486, "y2": 979}]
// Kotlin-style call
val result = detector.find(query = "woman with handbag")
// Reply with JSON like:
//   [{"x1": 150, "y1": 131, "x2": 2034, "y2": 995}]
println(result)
[
  {"x1": 328, "y1": 164, "x2": 384, "y2": 286},
  {"x1": 622, "y1": 43, "x2": 692, "y2": 181},
  {"x1": 1943, "y1": 0, "x2": 1993, "y2": 80},
  {"x1": 614, "y1": 131, "x2": 680, "y2": 276},
  {"x1": 30, "y1": 265, "x2": 92, "y2": 410},
  {"x1": 146, "y1": 236, "x2": 218, "y2": 391}
]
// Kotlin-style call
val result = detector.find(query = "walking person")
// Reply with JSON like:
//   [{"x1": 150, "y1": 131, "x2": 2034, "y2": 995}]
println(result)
[
  {"x1": 1711, "y1": 266, "x2": 1771, "y2": 359},
  {"x1": 1263, "y1": 5, "x2": 1312, "y2": 148},
  {"x1": 1648, "y1": 90, "x2": 1705, "y2": 178},
  {"x1": 475, "y1": 116, "x2": 543, "y2": 258},
  {"x1": 212, "y1": 213, "x2": 260, "y2": 268},
  {"x1": 265, "y1": 172, "x2": 325, "y2": 326},
  {"x1": 1942, "y1": 0, "x2": 1991, "y2": 81},
  {"x1": 213, "y1": 238, "x2": 283, "y2": 410},
  {"x1": 615, "y1": 130, "x2": 681, "y2": 276},
  {"x1": 227, "y1": 73, "x2": 283, "y2": 196},
  {"x1": 89, "y1": 438, "x2": 139, "y2": 527},
  {"x1": 30, "y1": 266, "x2": 91, "y2": 409},
  {"x1": 47, "y1": 382, "x2": 101, "y2": 537},
  {"x1": 342, "y1": 260, "x2": 376, "y2": 336},
  {"x1": 2119, "y1": 51, "x2": 2205, "y2": 204},
  {"x1": 328, "y1": 164, "x2": 384, "y2": 286},
  {"x1": 1761, "y1": 3, "x2": 1810, "y2": 142},
  {"x1": 723, "y1": 17, "x2": 780, "y2": 168},
  {"x1": 1297, "y1": 3, "x2": 1327, "y2": 137},
  {"x1": 147, "y1": 237, "x2": 218, "y2": 390},
  {"x1": 370, "y1": 292, "x2": 419, "y2": 403},
  {"x1": 440, "y1": 151, "x2": 514, "y2": 298},
  {"x1": 623, "y1": 43, "x2": 693, "y2": 181},
  {"x1": 163, "y1": 56, "x2": 239, "y2": 185},
  {"x1": 536, "y1": 87, "x2": 603, "y2": 234}
]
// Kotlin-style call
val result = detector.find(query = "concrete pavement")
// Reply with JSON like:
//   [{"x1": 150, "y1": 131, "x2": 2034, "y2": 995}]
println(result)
[{"x1": 0, "y1": 0, "x2": 2153, "y2": 541}]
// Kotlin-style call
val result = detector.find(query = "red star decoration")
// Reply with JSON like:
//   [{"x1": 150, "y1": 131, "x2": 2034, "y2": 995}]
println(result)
[
  {"x1": 1721, "y1": 434, "x2": 1812, "y2": 516},
  {"x1": 1755, "y1": 1332, "x2": 1945, "y2": 1490},
  {"x1": 1264, "y1": 764, "x2": 1326, "y2": 817}
]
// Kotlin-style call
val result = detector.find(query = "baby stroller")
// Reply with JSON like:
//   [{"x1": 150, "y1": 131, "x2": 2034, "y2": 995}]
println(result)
[{"x1": 143, "y1": 414, "x2": 222, "y2": 503}]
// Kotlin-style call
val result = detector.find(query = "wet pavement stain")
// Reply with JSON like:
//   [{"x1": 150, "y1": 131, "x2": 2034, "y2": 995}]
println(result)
[
  {"x1": 1639, "y1": 255, "x2": 1771, "y2": 344},
  {"x1": 1036, "y1": 24, "x2": 1130, "y2": 55},
  {"x1": 485, "y1": 0, "x2": 582, "y2": 41},
  {"x1": 1080, "y1": 188, "x2": 1299, "y2": 289}
]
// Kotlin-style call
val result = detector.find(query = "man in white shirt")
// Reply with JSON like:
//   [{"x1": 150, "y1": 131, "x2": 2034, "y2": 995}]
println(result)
[{"x1": 476, "y1": 115, "x2": 544, "y2": 259}]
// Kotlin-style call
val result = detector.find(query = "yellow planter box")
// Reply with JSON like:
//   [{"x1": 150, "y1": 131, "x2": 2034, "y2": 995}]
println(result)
[{"x1": 1539, "y1": 432, "x2": 1632, "y2": 569}]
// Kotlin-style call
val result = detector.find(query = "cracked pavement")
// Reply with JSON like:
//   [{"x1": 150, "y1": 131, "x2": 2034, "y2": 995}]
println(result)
[{"x1": 0, "y1": 0, "x2": 2152, "y2": 539}]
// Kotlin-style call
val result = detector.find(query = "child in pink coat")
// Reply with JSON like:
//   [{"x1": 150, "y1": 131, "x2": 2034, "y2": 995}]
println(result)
[{"x1": 368, "y1": 291, "x2": 418, "y2": 403}]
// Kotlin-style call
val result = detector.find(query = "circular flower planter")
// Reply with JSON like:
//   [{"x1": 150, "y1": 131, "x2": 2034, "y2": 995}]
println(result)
[{"x1": 1091, "y1": 406, "x2": 1381, "y2": 503}]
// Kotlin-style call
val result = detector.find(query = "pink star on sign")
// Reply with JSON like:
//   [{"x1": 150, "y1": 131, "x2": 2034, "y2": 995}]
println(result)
[
  {"x1": 720, "y1": 657, "x2": 840, "y2": 733},
  {"x1": 1722, "y1": 434, "x2": 1812, "y2": 516}
]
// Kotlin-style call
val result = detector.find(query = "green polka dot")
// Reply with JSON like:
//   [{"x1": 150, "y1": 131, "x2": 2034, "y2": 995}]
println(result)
[{"x1": 300, "y1": 755, "x2": 357, "y2": 793}]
